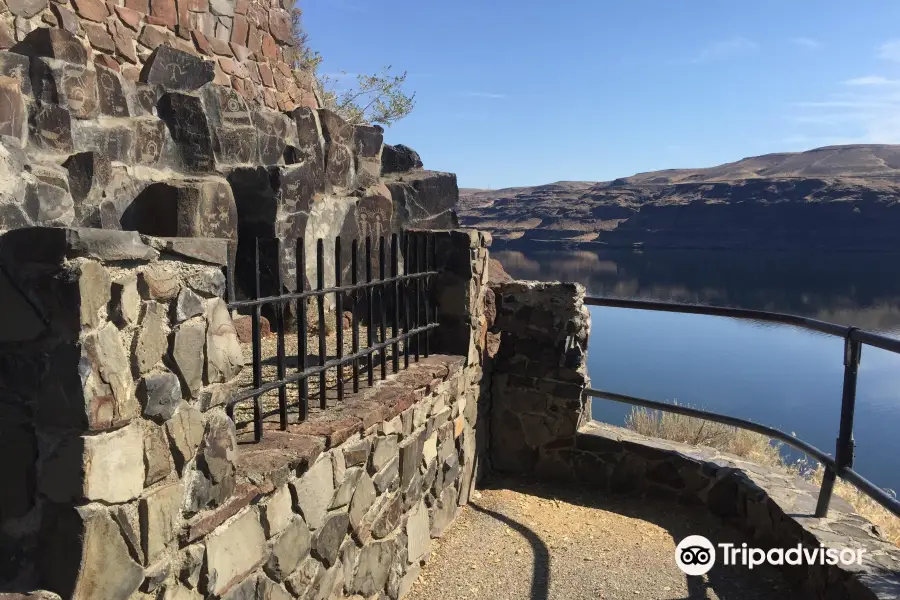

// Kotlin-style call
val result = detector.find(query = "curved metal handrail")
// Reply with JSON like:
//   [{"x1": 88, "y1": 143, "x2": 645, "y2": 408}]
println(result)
[{"x1": 583, "y1": 295, "x2": 900, "y2": 519}]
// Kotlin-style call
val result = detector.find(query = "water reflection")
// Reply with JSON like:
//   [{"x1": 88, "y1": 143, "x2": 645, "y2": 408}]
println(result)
[
  {"x1": 494, "y1": 246, "x2": 900, "y2": 335},
  {"x1": 493, "y1": 243, "x2": 900, "y2": 492}
]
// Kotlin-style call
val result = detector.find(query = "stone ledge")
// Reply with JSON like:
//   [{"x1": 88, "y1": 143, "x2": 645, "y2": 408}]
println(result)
[
  {"x1": 0, "y1": 227, "x2": 230, "y2": 266},
  {"x1": 572, "y1": 422, "x2": 900, "y2": 599},
  {"x1": 0, "y1": 227, "x2": 160, "y2": 265},
  {"x1": 234, "y1": 354, "x2": 464, "y2": 490}
]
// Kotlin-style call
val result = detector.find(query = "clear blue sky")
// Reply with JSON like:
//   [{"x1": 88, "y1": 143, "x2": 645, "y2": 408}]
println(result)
[{"x1": 303, "y1": 1, "x2": 900, "y2": 188}]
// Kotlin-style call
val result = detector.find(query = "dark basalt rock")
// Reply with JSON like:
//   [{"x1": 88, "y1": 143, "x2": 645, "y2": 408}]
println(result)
[
  {"x1": 381, "y1": 144, "x2": 423, "y2": 174},
  {"x1": 202, "y1": 84, "x2": 251, "y2": 126},
  {"x1": 157, "y1": 92, "x2": 214, "y2": 173},
  {"x1": 353, "y1": 125, "x2": 383, "y2": 158},
  {"x1": 96, "y1": 64, "x2": 129, "y2": 117},
  {"x1": 72, "y1": 121, "x2": 134, "y2": 162},
  {"x1": 29, "y1": 104, "x2": 73, "y2": 152},
  {"x1": 31, "y1": 58, "x2": 100, "y2": 119},
  {"x1": 17, "y1": 28, "x2": 87, "y2": 65},
  {"x1": 134, "y1": 118, "x2": 167, "y2": 166},
  {"x1": 120, "y1": 178, "x2": 237, "y2": 242},
  {"x1": 24, "y1": 179, "x2": 74, "y2": 225},
  {"x1": 0, "y1": 51, "x2": 32, "y2": 95},
  {"x1": 63, "y1": 151, "x2": 111, "y2": 203},
  {"x1": 386, "y1": 170, "x2": 458, "y2": 223},
  {"x1": 0, "y1": 203, "x2": 30, "y2": 229},
  {"x1": 252, "y1": 109, "x2": 290, "y2": 166},
  {"x1": 214, "y1": 126, "x2": 258, "y2": 165},
  {"x1": 325, "y1": 142, "x2": 353, "y2": 189},
  {"x1": 140, "y1": 45, "x2": 214, "y2": 92},
  {"x1": 134, "y1": 83, "x2": 162, "y2": 116},
  {"x1": 0, "y1": 76, "x2": 27, "y2": 143}
]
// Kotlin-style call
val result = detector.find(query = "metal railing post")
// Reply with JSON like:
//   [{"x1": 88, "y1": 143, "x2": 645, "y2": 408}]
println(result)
[{"x1": 815, "y1": 332, "x2": 862, "y2": 517}]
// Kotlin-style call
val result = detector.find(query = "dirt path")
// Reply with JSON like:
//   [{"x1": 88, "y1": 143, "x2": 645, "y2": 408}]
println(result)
[{"x1": 406, "y1": 479, "x2": 795, "y2": 600}]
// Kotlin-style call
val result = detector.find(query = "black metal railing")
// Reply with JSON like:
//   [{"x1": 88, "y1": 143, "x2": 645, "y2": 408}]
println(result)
[
  {"x1": 224, "y1": 232, "x2": 437, "y2": 442},
  {"x1": 583, "y1": 296, "x2": 900, "y2": 520}
]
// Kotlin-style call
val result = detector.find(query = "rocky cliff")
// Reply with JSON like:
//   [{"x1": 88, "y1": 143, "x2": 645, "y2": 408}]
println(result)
[
  {"x1": 458, "y1": 145, "x2": 900, "y2": 252},
  {"x1": 0, "y1": 7, "x2": 458, "y2": 305}
]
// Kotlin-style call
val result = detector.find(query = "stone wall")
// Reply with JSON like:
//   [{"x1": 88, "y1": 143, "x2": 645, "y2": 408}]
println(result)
[
  {"x1": 482, "y1": 277, "x2": 900, "y2": 599},
  {"x1": 0, "y1": 225, "x2": 485, "y2": 600},
  {"x1": 0, "y1": 0, "x2": 314, "y2": 110},
  {"x1": 570, "y1": 423, "x2": 900, "y2": 599},
  {"x1": 0, "y1": 4, "x2": 459, "y2": 305},
  {"x1": 486, "y1": 280, "x2": 591, "y2": 476}
]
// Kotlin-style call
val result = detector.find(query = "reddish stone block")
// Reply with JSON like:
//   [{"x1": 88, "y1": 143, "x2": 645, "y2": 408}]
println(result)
[
  {"x1": 149, "y1": 0, "x2": 175, "y2": 27},
  {"x1": 267, "y1": 7, "x2": 291, "y2": 43},
  {"x1": 258, "y1": 61, "x2": 273, "y2": 87},
  {"x1": 94, "y1": 53, "x2": 120, "y2": 71},
  {"x1": 73, "y1": 0, "x2": 109, "y2": 21},
  {"x1": 260, "y1": 32, "x2": 276, "y2": 59},
  {"x1": 232, "y1": 314, "x2": 272, "y2": 344},
  {"x1": 263, "y1": 87, "x2": 276, "y2": 109},
  {"x1": 230, "y1": 13, "x2": 248, "y2": 45},
  {"x1": 123, "y1": 0, "x2": 147, "y2": 13},
  {"x1": 114, "y1": 5, "x2": 143, "y2": 29},
  {"x1": 111, "y1": 20, "x2": 138, "y2": 63},
  {"x1": 84, "y1": 22, "x2": 116, "y2": 52},
  {"x1": 234, "y1": 0, "x2": 247, "y2": 13},
  {"x1": 247, "y1": 25, "x2": 261, "y2": 53},
  {"x1": 179, "y1": 483, "x2": 259, "y2": 545}
]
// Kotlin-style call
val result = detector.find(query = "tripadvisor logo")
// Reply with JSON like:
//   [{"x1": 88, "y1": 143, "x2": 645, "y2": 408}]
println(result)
[{"x1": 675, "y1": 535, "x2": 865, "y2": 576}]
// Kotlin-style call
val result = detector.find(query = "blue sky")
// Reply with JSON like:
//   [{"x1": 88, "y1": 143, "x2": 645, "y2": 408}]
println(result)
[{"x1": 303, "y1": 1, "x2": 900, "y2": 188}]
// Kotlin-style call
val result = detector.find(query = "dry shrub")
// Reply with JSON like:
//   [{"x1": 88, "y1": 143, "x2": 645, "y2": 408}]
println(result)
[{"x1": 625, "y1": 407, "x2": 900, "y2": 546}]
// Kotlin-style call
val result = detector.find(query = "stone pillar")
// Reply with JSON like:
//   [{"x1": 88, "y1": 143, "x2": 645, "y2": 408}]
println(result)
[
  {"x1": 0, "y1": 227, "x2": 244, "y2": 599},
  {"x1": 488, "y1": 281, "x2": 591, "y2": 478},
  {"x1": 430, "y1": 228, "x2": 492, "y2": 488}
]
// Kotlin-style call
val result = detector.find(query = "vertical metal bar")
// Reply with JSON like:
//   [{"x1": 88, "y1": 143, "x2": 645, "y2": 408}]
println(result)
[
  {"x1": 391, "y1": 233, "x2": 400, "y2": 373},
  {"x1": 815, "y1": 334, "x2": 862, "y2": 517},
  {"x1": 274, "y1": 239, "x2": 287, "y2": 430},
  {"x1": 423, "y1": 233, "x2": 430, "y2": 358},
  {"x1": 252, "y1": 238, "x2": 263, "y2": 442},
  {"x1": 335, "y1": 237, "x2": 344, "y2": 403},
  {"x1": 366, "y1": 237, "x2": 374, "y2": 387},
  {"x1": 414, "y1": 232, "x2": 421, "y2": 362},
  {"x1": 379, "y1": 236, "x2": 387, "y2": 380},
  {"x1": 317, "y1": 239, "x2": 327, "y2": 409},
  {"x1": 403, "y1": 233, "x2": 410, "y2": 369},
  {"x1": 431, "y1": 233, "x2": 438, "y2": 331},
  {"x1": 351, "y1": 239, "x2": 360, "y2": 393},
  {"x1": 296, "y1": 238, "x2": 308, "y2": 422}
]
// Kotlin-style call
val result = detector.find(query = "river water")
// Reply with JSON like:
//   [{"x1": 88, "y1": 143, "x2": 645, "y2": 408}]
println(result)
[{"x1": 493, "y1": 245, "x2": 900, "y2": 494}]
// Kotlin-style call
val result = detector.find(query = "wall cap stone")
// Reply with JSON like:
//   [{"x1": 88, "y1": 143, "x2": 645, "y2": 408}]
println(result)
[{"x1": 0, "y1": 227, "x2": 160, "y2": 265}]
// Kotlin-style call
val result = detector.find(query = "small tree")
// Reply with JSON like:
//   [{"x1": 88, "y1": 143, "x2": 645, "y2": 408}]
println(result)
[
  {"x1": 291, "y1": 11, "x2": 415, "y2": 127},
  {"x1": 319, "y1": 68, "x2": 416, "y2": 127}
]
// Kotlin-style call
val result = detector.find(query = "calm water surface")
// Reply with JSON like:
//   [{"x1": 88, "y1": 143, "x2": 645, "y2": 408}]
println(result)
[{"x1": 494, "y1": 245, "x2": 900, "y2": 493}]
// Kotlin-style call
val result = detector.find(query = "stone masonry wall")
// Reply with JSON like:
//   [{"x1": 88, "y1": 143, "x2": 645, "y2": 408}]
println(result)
[
  {"x1": 0, "y1": 227, "x2": 245, "y2": 597},
  {"x1": 487, "y1": 280, "x2": 591, "y2": 476},
  {"x1": 0, "y1": 0, "x2": 314, "y2": 110},
  {"x1": 483, "y1": 275, "x2": 900, "y2": 599},
  {"x1": 0, "y1": 4, "x2": 459, "y2": 307},
  {"x1": 0, "y1": 225, "x2": 486, "y2": 600}
]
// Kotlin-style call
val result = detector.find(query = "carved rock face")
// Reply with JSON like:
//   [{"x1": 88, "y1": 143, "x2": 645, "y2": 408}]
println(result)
[
  {"x1": 140, "y1": 45, "x2": 215, "y2": 92},
  {"x1": 30, "y1": 104, "x2": 73, "y2": 152},
  {"x1": 95, "y1": 65, "x2": 129, "y2": 117},
  {"x1": 120, "y1": 178, "x2": 237, "y2": 241},
  {"x1": 0, "y1": 76, "x2": 27, "y2": 144},
  {"x1": 157, "y1": 92, "x2": 215, "y2": 173},
  {"x1": 21, "y1": 28, "x2": 88, "y2": 65}
]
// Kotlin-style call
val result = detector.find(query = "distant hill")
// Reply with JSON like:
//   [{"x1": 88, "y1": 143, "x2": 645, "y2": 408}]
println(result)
[{"x1": 457, "y1": 145, "x2": 900, "y2": 252}]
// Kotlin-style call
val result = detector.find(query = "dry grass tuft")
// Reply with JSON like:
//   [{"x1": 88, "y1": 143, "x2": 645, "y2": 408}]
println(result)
[{"x1": 625, "y1": 407, "x2": 900, "y2": 546}]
